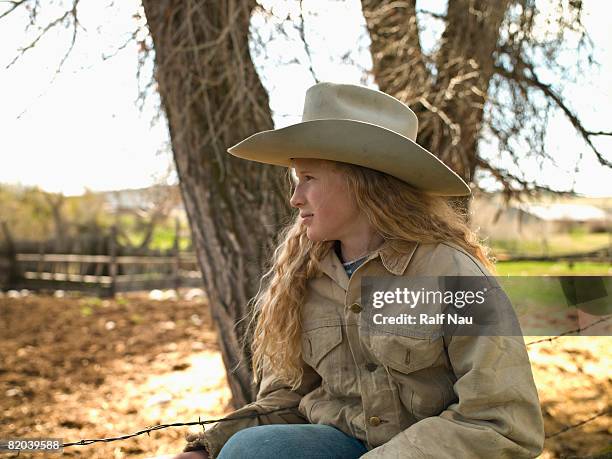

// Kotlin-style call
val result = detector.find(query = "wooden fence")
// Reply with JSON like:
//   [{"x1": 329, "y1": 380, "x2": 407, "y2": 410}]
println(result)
[
  {"x1": 6, "y1": 252, "x2": 203, "y2": 297},
  {"x1": 494, "y1": 246, "x2": 611, "y2": 263},
  {"x1": 1, "y1": 246, "x2": 609, "y2": 297},
  {"x1": 0, "y1": 222, "x2": 203, "y2": 297}
]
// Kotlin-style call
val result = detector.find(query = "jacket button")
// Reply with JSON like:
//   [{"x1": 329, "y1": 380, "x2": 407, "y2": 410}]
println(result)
[
  {"x1": 349, "y1": 303, "x2": 362, "y2": 313},
  {"x1": 368, "y1": 416, "x2": 382, "y2": 426},
  {"x1": 365, "y1": 362, "x2": 377, "y2": 372}
]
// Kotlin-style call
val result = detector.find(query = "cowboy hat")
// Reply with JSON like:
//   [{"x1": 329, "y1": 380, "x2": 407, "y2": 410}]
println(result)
[{"x1": 227, "y1": 82, "x2": 471, "y2": 196}]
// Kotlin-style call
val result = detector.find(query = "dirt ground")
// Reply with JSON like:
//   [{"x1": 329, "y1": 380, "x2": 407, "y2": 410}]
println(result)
[{"x1": 0, "y1": 292, "x2": 610, "y2": 459}]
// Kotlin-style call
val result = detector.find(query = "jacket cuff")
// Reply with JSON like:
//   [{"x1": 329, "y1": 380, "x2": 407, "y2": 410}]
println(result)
[{"x1": 183, "y1": 431, "x2": 215, "y2": 458}]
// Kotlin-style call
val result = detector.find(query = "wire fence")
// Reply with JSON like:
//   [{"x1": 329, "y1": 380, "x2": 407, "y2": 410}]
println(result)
[
  {"x1": 54, "y1": 405, "x2": 610, "y2": 451},
  {"x1": 62, "y1": 407, "x2": 293, "y2": 447},
  {"x1": 47, "y1": 316, "x2": 610, "y2": 453},
  {"x1": 525, "y1": 315, "x2": 611, "y2": 346}
]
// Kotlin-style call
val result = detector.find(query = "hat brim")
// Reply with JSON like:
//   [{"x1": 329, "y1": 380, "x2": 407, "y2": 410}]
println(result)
[{"x1": 227, "y1": 119, "x2": 470, "y2": 196}]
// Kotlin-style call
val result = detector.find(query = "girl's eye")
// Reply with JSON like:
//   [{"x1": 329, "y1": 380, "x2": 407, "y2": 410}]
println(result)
[{"x1": 304, "y1": 175, "x2": 314, "y2": 181}]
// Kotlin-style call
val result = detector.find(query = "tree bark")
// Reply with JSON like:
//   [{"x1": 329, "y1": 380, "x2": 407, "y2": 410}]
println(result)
[
  {"x1": 361, "y1": 0, "x2": 510, "y2": 215},
  {"x1": 142, "y1": 0, "x2": 292, "y2": 407}
]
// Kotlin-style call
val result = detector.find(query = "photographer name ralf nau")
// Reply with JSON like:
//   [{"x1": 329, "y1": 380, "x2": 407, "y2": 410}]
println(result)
[{"x1": 372, "y1": 312, "x2": 472, "y2": 325}]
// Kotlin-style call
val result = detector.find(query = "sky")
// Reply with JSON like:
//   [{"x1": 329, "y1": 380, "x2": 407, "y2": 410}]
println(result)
[{"x1": 0, "y1": 0, "x2": 610, "y2": 197}]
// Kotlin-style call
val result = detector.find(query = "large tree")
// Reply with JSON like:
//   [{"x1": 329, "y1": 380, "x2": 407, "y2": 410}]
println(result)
[
  {"x1": 140, "y1": 0, "x2": 293, "y2": 407},
  {"x1": 2, "y1": 0, "x2": 292, "y2": 408},
  {"x1": 359, "y1": 0, "x2": 610, "y2": 206}
]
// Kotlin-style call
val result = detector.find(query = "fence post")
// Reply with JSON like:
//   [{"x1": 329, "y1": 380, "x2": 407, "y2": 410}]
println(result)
[
  {"x1": 606, "y1": 221, "x2": 612, "y2": 266},
  {"x1": 37, "y1": 241, "x2": 45, "y2": 280},
  {"x1": 109, "y1": 226, "x2": 118, "y2": 298},
  {"x1": 1, "y1": 221, "x2": 19, "y2": 288},
  {"x1": 173, "y1": 218, "x2": 181, "y2": 294}
]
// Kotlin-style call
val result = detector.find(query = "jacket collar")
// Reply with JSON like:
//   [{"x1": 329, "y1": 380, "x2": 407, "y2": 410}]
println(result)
[
  {"x1": 318, "y1": 240, "x2": 419, "y2": 288},
  {"x1": 378, "y1": 240, "x2": 419, "y2": 275}
]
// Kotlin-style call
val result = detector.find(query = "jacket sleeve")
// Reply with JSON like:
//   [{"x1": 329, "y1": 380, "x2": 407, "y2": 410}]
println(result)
[
  {"x1": 183, "y1": 356, "x2": 321, "y2": 458},
  {"x1": 360, "y1": 332, "x2": 545, "y2": 459}
]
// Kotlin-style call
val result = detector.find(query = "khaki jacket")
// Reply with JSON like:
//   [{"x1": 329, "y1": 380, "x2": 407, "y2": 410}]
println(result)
[{"x1": 184, "y1": 241, "x2": 545, "y2": 458}]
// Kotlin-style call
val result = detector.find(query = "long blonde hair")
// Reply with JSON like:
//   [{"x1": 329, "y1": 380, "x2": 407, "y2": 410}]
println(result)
[{"x1": 245, "y1": 160, "x2": 495, "y2": 390}]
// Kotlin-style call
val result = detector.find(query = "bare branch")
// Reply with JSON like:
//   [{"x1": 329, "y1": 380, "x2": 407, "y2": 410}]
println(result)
[
  {"x1": 5, "y1": 0, "x2": 81, "y2": 71},
  {"x1": 418, "y1": 95, "x2": 461, "y2": 146},
  {"x1": 416, "y1": 8, "x2": 446, "y2": 20},
  {"x1": 101, "y1": 30, "x2": 138, "y2": 62},
  {"x1": 55, "y1": 0, "x2": 82, "y2": 74},
  {"x1": 586, "y1": 130, "x2": 612, "y2": 137},
  {"x1": 494, "y1": 61, "x2": 611, "y2": 168},
  {"x1": 474, "y1": 157, "x2": 577, "y2": 199},
  {"x1": 296, "y1": 0, "x2": 318, "y2": 83},
  {"x1": 0, "y1": 0, "x2": 28, "y2": 21}
]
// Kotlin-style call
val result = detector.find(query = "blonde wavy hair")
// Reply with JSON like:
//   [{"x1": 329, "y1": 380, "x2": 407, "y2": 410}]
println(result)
[{"x1": 244, "y1": 160, "x2": 495, "y2": 391}]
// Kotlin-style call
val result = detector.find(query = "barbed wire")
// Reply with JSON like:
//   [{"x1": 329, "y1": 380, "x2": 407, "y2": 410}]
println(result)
[
  {"x1": 545, "y1": 407, "x2": 611, "y2": 439},
  {"x1": 56, "y1": 404, "x2": 610, "y2": 449},
  {"x1": 524, "y1": 317, "x2": 611, "y2": 442},
  {"x1": 56, "y1": 406, "x2": 611, "y2": 450},
  {"x1": 525, "y1": 316, "x2": 611, "y2": 346},
  {"x1": 62, "y1": 407, "x2": 294, "y2": 447}
]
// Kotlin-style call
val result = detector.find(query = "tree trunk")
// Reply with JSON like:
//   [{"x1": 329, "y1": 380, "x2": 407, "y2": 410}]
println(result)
[
  {"x1": 142, "y1": 0, "x2": 292, "y2": 407},
  {"x1": 361, "y1": 0, "x2": 510, "y2": 216},
  {"x1": 44, "y1": 193, "x2": 67, "y2": 252}
]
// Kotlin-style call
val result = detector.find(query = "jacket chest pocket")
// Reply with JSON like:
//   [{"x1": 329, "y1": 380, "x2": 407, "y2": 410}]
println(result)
[
  {"x1": 367, "y1": 332, "x2": 447, "y2": 420},
  {"x1": 302, "y1": 325, "x2": 342, "y2": 366},
  {"x1": 368, "y1": 333, "x2": 443, "y2": 374},
  {"x1": 301, "y1": 319, "x2": 346, "y2": 394}
]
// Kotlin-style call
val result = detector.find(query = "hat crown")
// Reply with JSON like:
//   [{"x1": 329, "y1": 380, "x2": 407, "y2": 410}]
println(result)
[{"x1": 301, "y1": 82, "x2": 418, "y2": 141}]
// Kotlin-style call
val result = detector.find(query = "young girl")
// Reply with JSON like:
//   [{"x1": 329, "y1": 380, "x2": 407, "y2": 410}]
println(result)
[{"x1": 175, "y1": 83, "x2": 544, "y2": 459}]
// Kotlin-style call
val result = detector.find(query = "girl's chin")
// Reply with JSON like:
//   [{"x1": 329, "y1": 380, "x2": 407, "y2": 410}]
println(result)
[
  {"x1": 305, "y1": 232, "x2": 337, "y2": 244},
  {"x1": 305, "y1": 228, "x2": 325, "y2": 242}
]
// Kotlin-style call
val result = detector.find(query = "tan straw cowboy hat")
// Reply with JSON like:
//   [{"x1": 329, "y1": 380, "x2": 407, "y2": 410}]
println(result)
[{"x1": 227, "y1": 82, "x2": 471, "y2": 196}]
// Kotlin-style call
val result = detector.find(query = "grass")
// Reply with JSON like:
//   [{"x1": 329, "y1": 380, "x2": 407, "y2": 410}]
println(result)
[
  {"x1": 114, "y1": 213, "x2": 192, "y2": 252},
  {"x1": 490, "y1": 232, "x2": 610, "y2": 257},
  {"x1": 495, "y1": 261, "x2": 612, "y2": 276},
  {"x1": 149, "y1": 225, "x2": 191, "y2": 251},
  {"x1": 495, "y1": 268, "x2": 611, "y2": 331}
]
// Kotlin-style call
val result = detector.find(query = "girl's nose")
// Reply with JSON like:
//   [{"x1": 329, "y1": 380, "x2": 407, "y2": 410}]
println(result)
[{"x1": 290, "y1": 187, "x2": 303, "y2": 208}]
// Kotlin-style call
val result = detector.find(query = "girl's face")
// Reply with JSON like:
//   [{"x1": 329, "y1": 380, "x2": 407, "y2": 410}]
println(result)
[{"x1": 289, "y1": 158, "x2": 360, "y2": 242}]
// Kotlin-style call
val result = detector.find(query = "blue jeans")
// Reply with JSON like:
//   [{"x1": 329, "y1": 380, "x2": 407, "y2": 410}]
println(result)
[{"x1": 217, "y1": 423, "x2": 369, "y2": 458}]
